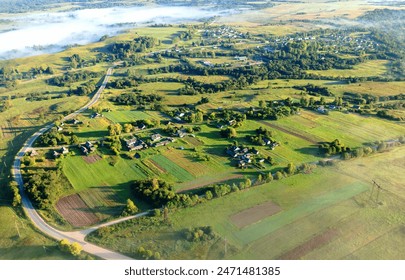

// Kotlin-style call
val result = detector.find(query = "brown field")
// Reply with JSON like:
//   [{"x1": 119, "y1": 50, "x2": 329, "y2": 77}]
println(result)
[
  {"x1": 230, "y1": 201, "x2": 282, "y2": 229},
  {"x1": 178, "y1": 173, "x2": 244, "y2": 192},
  {"x1": 78, "y1": 187, "x2": 124, "y2": 220},
  {"x1": 279, "y1": 228, "x2": 338, "y2": 260},
  {"x1": 163, "y1": 149, "x2": 210, "y2": 177},
  {"x1": 184, "y1": 136, "x2": 204, "y2": 146},
  {"x1": 260, "y1": 120, "x2": 320, "y2": 144},
  {"x1": 83, "y1": 154, "x2": 102, "y2": 164},
  {"x1": 56, "y1": 194, "x2": 100, "y2": 227}
]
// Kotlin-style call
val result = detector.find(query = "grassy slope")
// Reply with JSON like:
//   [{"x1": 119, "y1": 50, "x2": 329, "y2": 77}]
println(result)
[{"x1": 0, "y1": 206, "x2": 72, "y2": 260}]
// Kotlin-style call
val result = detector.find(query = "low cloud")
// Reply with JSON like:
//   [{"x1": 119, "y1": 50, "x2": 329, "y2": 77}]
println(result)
[{"x1": 0, "y1": 6, "x2": 230, "y2": 60}]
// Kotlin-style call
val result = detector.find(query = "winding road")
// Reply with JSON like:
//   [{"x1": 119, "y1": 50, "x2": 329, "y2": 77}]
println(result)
[{"x1": 12, "y1": 63, "x2": 143, "y2": 260}]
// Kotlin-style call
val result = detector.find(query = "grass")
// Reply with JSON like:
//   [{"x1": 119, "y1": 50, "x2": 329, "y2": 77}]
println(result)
[
  {"x1": 103, "y1": 110, "x2": 156, "y2": 123},
  {"x1": 0, "y1": 206, "x2": 72, "y2": 260},
  {"x1": 149, "y1": 154, "x2": 194, "y2": 183},
  {"x1": 62, "y1": 154, "x2": 150, "y2": 191},
  {"x1": 233, "y1": 181, "x2": 369, "y2": 245},
  {"x1": 306, "y1": 60, "x2": 389, "y2": 78},
  {"x1": 87, "y1": 145, "x2": 405, "y2": 259},
  {"x1": 277, "y1": 110, "x2": 405, "y2": 147}
]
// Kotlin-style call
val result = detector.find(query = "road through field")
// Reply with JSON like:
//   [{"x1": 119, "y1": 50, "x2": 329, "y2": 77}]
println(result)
[{"x1": 11, "y1": 62, "x2": 144, "y2": 260}]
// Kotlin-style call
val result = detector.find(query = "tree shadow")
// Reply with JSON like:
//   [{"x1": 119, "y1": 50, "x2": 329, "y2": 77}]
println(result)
[{"x1": 295, "y1": 145, "x2": 321, "y2": 156}]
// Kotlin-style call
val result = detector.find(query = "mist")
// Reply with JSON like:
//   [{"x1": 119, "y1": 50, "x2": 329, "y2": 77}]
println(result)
[{"x1": 0, "y1": 6, "x2": 231, "y2": 60}]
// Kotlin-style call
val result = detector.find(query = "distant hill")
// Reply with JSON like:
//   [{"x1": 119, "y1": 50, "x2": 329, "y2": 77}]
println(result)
[{"x1": 0, "y1": 0, "x2": 273, "y2": 13}]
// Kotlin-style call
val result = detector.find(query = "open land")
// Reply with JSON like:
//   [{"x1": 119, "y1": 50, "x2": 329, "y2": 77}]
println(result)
[{"x1": 0, "y1": 0, "x2": 404, "y2": 260}]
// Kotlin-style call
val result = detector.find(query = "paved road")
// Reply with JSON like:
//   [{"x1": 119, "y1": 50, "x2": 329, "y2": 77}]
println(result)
[{"x1": 11, "y1": 63, "x2": 140, "y2": 260}]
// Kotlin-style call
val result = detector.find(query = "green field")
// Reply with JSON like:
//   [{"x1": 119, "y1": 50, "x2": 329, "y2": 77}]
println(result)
[
  {"x1": 63, "y1": 154, "x2": 150, "y2": 191},
  {"x1": 0, "y1": 206, "x2": 73, "y2": 260},
  {"x1": 149, "y1": 154, "x2": 195, "y2": 183},
  {"x1": 103, "y1": 110, "x2": 156, "y2": 123},
  {"x1": 87, "y1": 145, "x2": 405, "y2": 259},
  {"x1": 306, "y1": 60, "x2": 389, "y2": 78}
]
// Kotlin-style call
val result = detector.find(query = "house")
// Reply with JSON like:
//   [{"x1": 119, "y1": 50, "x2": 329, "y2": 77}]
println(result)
[
  {"x1": 29, "y1": 150, "x2": 39, "y2": 157},
  {"x1": 138, "y1": 123, "x2": 146, "y2": 130},
  {"x1": 270, "y1": 142, "x2": 279, "y2": 150},
  {"x1": 202, "y1": 60, "x2": 214, "y2": 67},
  {"x1": 84, "y1": 141, "x2": 96, "y2": 153},
  {"x1": 216, "y1": 124, "x2": 225, "y2": 129},
  {"x1": 352, "y1": 105, "x2": 361, "y2": 110},
  {"x1": 72, "y1": 119, "x2": 81, "y2": 125},
  {"x1": 57, "y1": 126, "x2": 63, "y2": 132},
  {"x1": 227, "y1": 146, "x2": 241, "y2": 158},
  {"x1": 151, "y1": 133, "x2": 162, "y2": 142},
  {"x1": 263, "y1": 138, "x2": 272, "y2": 146},
  {"x1": 252, "y1": 148, "x2": 260, "y2": 155},
  {"x1": 80, "y1": 146, "x2": 89, "y2": 155},
  {"x1": 154, "y1": 139, "x2": 171, "y2": 147},
  {"x1": 61, "y1": 146, "x2": 69, "y2": 155},
  {"x1": 317, "y1": 106, "x2": 326, "y2": 114},
  {"x1": 91, "y1": 112, "x2": 101, "y2": 118},
  {"x1": 53, "y1": 151, "x2": 60, "y2": 158},
  {"x1": 235, "y1": 56, "x2": 247, "y2": 61},
  {"x1": 228, "y1": 119, "x2": 236, "y2": 126},
  {"x1": 176, "y1": 130, "x2": 186, "y2": 138},
  {"x1": 125, "y1": 137, "x2": 137, "y2": 150}
]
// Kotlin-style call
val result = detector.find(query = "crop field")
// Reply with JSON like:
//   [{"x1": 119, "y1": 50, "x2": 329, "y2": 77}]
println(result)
[
  {"x1": 91, "y1": 144, "x2": 405, "y2": 259},
  {"x1": 306, "y1": 60, "x2": 389, "y2": 78},
  {"x1": 230, "y1": 201, "x2": 282, "y2": 229},
  {"x1": 149, "y1": 154, "x2": 194, "y2": 183},
  {"x1": 103, "y1": 110, "x2": 156, "y2": 123},
  {"x1": 272, "y1": 110, "x2": 405, "y2": 147},
  {"x1": 62, "y1": 154, "x2": 150, "y2": 191},
  {"x1": 55, "y1": 194, "x2": 100, "y2": 227},
  {"x1": 177, "y1": 173, "x2": 244, "y2": 192},
  {"x1": 162, "y1": 149, "x2": 211, "y2": 178}
]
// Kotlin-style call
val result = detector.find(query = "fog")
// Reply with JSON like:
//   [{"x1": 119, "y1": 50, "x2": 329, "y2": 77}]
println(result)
[{"x1": 0, "y1": 6, "x2": 231, "y2": 60}]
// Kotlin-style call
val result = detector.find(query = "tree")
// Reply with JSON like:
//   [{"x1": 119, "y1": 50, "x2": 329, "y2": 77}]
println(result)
[
  {"x1": 108, "y1": 123, "x2": 122, "y2": 136},
  {"x1": 205, "y1": 190, "x2": 213, "y2": 200},
  {"x1": 10, "y1": 181, "x2": 21, "y2": 207},
  {"x1": 122, "y1": 199, "x2": 138, "y2": 216},
  {"x1": 285, "y1": 162, "x2": 296, "y2": 175},
  {"x1": 69, "y1": 242, "x2": 83, "y2": 257},
  {"x1": 274, "y1": 171, "x2": 283, "y2": 180},
  {"x1": 220, "y1": 127, "x2": 237, "y2": 138},
  {"x1": 244, "y1": 178, "x2": 252, "y2": 188},
  {"x1": 265, "y1": 172, "x2": 273, "y2": 182},
  {"x1": 124, "y1": 123, "x2": 133, "y2": 133},
  {"x1": 58, "y1": 239, "x2": 82, "y2": 257},
  {"x1": 196, "y1": 111, "x2": 204, "y2": 122}
]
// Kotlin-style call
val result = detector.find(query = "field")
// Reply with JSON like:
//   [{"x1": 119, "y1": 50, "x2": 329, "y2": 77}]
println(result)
[
  {"x1": 306, "y1": 60, "x2": 389, "y2": 78},
  {"x1": 0, "y1": 206, "x2": 74, "y2": 260},
  {"x1": 149, "y1": 154, "x2": 195, "y2": 183},
  {"x1": 103, "y1": 110, "x2": 156, "y2": 123},
  {"x1": 1, "y1": 0, "x2": 405, "y2": 260},
  {"x1": 230, "y1": 201, "x2": 282, "y2": 229},
  {"x1": 87, "y1": 145, "x2": 405, "y2": 259},
  {"x1": 55, "y1": 194, "x2": 100, "y2": 227}
]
